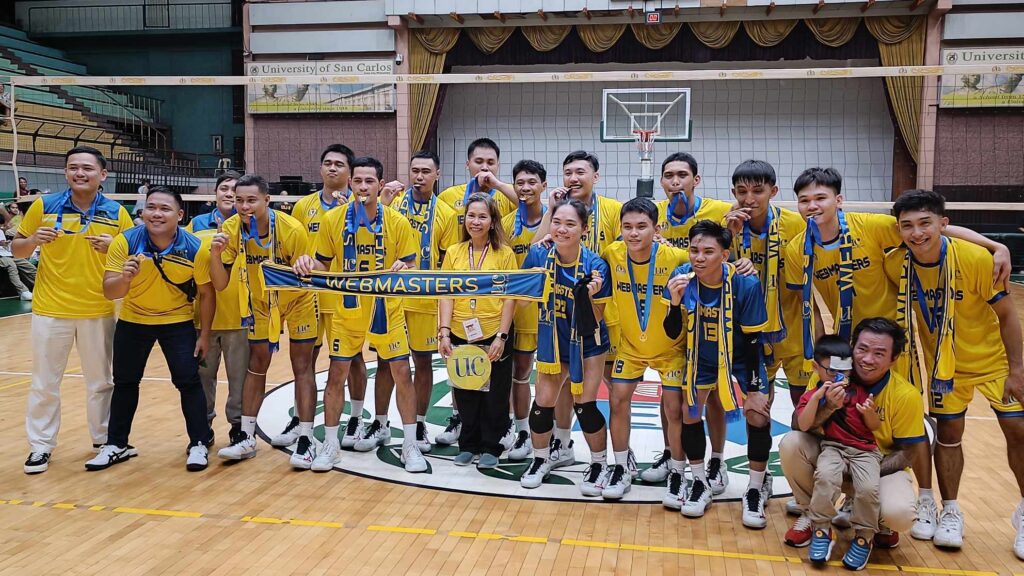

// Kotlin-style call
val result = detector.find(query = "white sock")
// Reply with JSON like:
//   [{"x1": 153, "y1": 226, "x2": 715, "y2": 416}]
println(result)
[
  {"x1": 516, "y1": 418, "x2": 529, "y2": 433},
  {"x1": 919, "y1": 488, "x2": 934, "y2": 502},
  {"x1": 670, "y1": 459, "x2": 687, "y2": 473},
  {"x1": 403, "y1": 424, "x2": 417, "y2": 445},
  {"x1": 555, "y1": 427, "x2": 571, "y2": 445},
  {"x1": 710, "y1": 451, "x2": 723, "y2": 462},
  {"x1": 350, "y1": 400, "x2": 364, "y2": 419},
  {"x1": 614, "y1": 451, "x2": 629, "y2": 466},
  {"x1": 416, "y1": 414, "x2": 425, "y2": 423},
  {"x1": 452, "y1": 408, "x2": 459, "y2": 417},
  {"x1": 535, "y1": 447, "x2": 550, "y2": 460},
  {"x1": 748, "y1": 469, "x2": 766, "y2": 490},
  {"x1": 299, "y1": 421, "x2": 313, "y2": 438},
  {"x1": 591, "y1": 449, "x2": 607, "y2": 464},
  {"x1": 376, "y1": 414, "x2": 388, "y2": 426},
  {"x1": 692, "y1": 464, "x2": 707, "y2": 484},
  {"x1": 324, "y1": 425, "x2": 340, "y2": 447},
  {"x1": 241, "y1": 416, "x2": 256, "y2": 437},
  {"x1": 943, "y1": 500, "x2": 960, "y2": 513}
]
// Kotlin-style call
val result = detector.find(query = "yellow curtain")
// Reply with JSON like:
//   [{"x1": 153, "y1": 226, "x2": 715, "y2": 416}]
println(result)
[
  {"x1": 688, "y1": 21, "x2": 741, "y2": 49},
  {"x1": 804, "y1": 17, "x2": 861, "y2": 47},
  {"x1": 865, "y1": 15, "x2": 921, "y2": 44},
  {"x1": 409, "y1": 30, "x2": 458, "y2": 152},
  {"x1": 743, "y1": 20, "x2": 799, "y2": 47},
  {"x1": 521, "y1": 25, "x2": 572, "y2": 52},
  {"x1": 873, "y1": 17, "x2": 925, "y2": 163},
  {"x1": 631, "y1": 23, "x2": 683, "y2": 50},
  {"x1": 577, "y1": 24, "x2": 627, "y2": 53},
  {"x1": 466, "y1": 27, "x2": 516, "y2": 55}
]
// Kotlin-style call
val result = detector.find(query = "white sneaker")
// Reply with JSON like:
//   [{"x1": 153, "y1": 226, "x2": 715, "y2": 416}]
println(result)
[
  {"x1": 662, "y1": 470, "x2": 686, "y2": 509},
  {"x1": 742, "y1": 487, "x2": 767, "y2": 529},
  {"x1": 761, "y1": 471, "x2": 773, "y2": 502},
  {"x1": 786, "y1": 498, "x2": 805, "y2": 516},
  {"x1": 340, "y1": 417, "x2": 365, "y2": 449},
  {"x1": 520, "y1": 456, "x2": 551, "y2": 489},
  {"x1": 85, "y1": 445, "x2": 131, "y2": 471},
  {"x1": 19, "y1": 291, "x2": 32, "y2": 301},
  {"x1": 911, "y1": 496, "x2": 938, "y2": 540},
  {"x1": 832, "y1": 496, "x2": 853, "y2": 528},
  {"x1": 580, "y1": 462, "x2": 608, "y2": 497},
  {"x1": 499, "y1": 420, "x2": 516, "y2": 453},
  {"x1": 217, "y1": 432, "x2": 257, "y2": 460},
  {"x1": 706, "y1": 457, "x2": 728, "y2": 496},
  {"x1": 1011, "y1": 504, "x2": 1024, "y2": 560},
  {"x1": 289, "y1": 436, "x2": 317, "y2": 470},
  {"x1": 186, "y1": 444, "x2": 209, "y2": 471},
  {"x1": 415, "y1": 422, "x2": 432, "y2": 454},
  {"x1": 641, "y1": 449, "x2": 672, "y2": 483},
  {"x1": 508, "y1": 430, "x2": 532, "y2": 461},
  {"x1": 434, "y1": 414, "x2": 462, "y2": 445},
  {"x1": 548, "y1": 438, "x2": 575, "y2": 469},
  {"x1": 625, "y1": 449, "x2": 639, "y2": 479},
  {"x1": 270, "y1": 416, "x2": 300, "y2": 447},
  {"x1": 401, "y1": 443, "x2": 428, "y2": 473},
  {"x1": 354, "y1": 420, "x2": 391, "y2": 452},
  {"x1": 681, "y1": 478, "x2": 713, "y2": 518},
  {"x1": 602, "y1": 464, "x2": 632, "y2": 500},
  {"x1": 23, "y1": 452, "x2": 50, "y2": 474},
  {"x1": 311, "y1": 441, "x2": 341, "y2": 472},
  {"x1": 933, "y1": 506, "x2": 965, "y2": 549}
]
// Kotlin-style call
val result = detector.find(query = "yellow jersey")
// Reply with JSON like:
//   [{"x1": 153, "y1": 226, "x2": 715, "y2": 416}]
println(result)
[
  {"x1": 105, "y1": 226, "x2": 211, "y2": 325},
  {"x1": 393, "y1": 192, "x2": 461, "y2": 314},
  {"x1": 315, "y1": 203, "x2": 418, "y2": 315},
  {"x1": 220, "y1": 210, "x2": 310, "y2": 300},
  {"x1": 656, "y1": 196, "x2": 733, "y2": 250},
  {"x1": 441, "y1": 241, "x2": 518, "y2": 340},
  {"x1": 292, "y1": 190, "x2": 349, "y2": 314},
  {"x1": 502, "y1": 208, "x2": 545, "y2": 334},
  {"x1": 732, "y1": 207, "x2": 807, "y2": 360},
  {"x1": 438, "y1": 183, "x2": 517, "y2": 226},
  {"x1": 17, "y1": 192, "x2": 133, "y2": 319},
  {"x1": 602, "y1": 241, "x2": 688, "y2": 359},
  {"x1": 785, "y1": 212, "x2": 902, "y2": 328},
  {"x1": 866, "y1": 370, "x2": 927, "y2": 454},
  {"x1": 883, "y1": 238, "x2": 1009, "y2": 386}
]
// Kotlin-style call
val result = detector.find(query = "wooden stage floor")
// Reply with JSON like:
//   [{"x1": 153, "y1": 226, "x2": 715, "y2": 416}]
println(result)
[{"x1": 2, "y1": 288, "x2": 1024, "y2": 575}]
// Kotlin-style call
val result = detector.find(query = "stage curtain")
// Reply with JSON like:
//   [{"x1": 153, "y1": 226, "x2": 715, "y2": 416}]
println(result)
[
  {"x1": 804, "y1": 17, "x2": 861, "y2": 47},
  {"x1": 521, "y1": 25, "x2": 572, "y2": 52},
  {"x1": 466, "y1": 27, "x2": 516, "y2": 54},
  {"x1": 409, "y1": 29, "x2": 458, "y2": 151},
  {"x1": 872, "y1": 16, "x2": 925, "y2": 162},
  {"x1": 743, "y1": 20, "x2": 799, "y2": 47},
  {"x1": 688, "y1": 21, "x2": 741, "y2": 49},
  {"x1": 413, "y1": 27, "x2": 460, "y2": 54},
  {"x1": 631, "y1": 23, "x2": 683, "y2": 50},
  {"x1": 865, "y1": 15, "x2": 921, "y2": 44},
  {"x1": 577, "y1": 24, "x2": 627, "y2": 53}
]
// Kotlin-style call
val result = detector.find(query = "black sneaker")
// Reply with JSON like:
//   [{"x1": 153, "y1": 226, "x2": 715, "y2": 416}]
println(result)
[{"x1": 24, "y1": 452, "x2": 50, "y2": 474}]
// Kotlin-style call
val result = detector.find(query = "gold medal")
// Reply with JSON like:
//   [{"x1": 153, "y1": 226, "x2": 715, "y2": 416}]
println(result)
[{"x1": 640, "y1": 332, "x2": 648, "y2": 342}]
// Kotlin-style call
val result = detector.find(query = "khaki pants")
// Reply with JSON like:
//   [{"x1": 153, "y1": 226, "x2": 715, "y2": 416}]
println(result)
[
  {"x1": 199, "y1": 329, "x2": 250, "y2": 426},
  {"x1": 809, "y1": 441, "x2": 882, "y2": 536},
  {"x1": 780, "y1": 430, "x2": 916, "y2": 533}
]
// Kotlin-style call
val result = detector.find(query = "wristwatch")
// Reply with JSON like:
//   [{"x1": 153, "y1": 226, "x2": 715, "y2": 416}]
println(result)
[{"x1": 496, "y1": 332, "x2": 509, "y2": 341}]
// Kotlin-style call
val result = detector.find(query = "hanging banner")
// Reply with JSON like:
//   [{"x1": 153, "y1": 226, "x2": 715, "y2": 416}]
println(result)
[
  {"x1": 246, "y1": 59, "x2": 396, "y2": 113},
  {"x1": 941, "y1": 48, "x2": 1024, "y2": 108}
]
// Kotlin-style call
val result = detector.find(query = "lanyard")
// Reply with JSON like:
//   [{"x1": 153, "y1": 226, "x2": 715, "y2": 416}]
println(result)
[
  {"x1": 468, "y1": 243, "x2": 489, "y2": 271},
  {"x1": 913, "y1": 238, "x2": 947, "y2": 333},
  {"x1": 243, "y1": 212, "x2": 274, "y2": 250},
  {"x1": 627, "y1": 243, "x2": 659, "y2": 341},
  {"x1": 54, "y1": 190, "x2": 100, "y2": 234}
]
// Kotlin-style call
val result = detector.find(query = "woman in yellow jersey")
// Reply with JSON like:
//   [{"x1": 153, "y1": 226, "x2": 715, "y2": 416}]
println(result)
[
  {"x1": 438, "y1": 192, "x2": 517, "y2": 469},
  {"x1": 88, "y1": 187, "x2": 215, "y2": 472}
]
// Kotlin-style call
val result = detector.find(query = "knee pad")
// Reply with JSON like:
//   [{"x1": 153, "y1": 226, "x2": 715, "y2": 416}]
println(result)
[
  {"x1": 747, "y1": 423, "x2": 772, "y2": 463},
  {"x1": 574, "y1": 401, "x2": 606, "y2": 434},
  {"x1": 529, "y1": 403, "x2": 555, "y2": 434},
  {"x1": 682, "y1": 421, "x2": 707, "y2": 462}
]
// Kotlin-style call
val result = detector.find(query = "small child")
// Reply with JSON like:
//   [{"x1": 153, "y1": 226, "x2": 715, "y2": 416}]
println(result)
[{"x1": 795, "y1": 335, "x2": 881, "y2": 571}]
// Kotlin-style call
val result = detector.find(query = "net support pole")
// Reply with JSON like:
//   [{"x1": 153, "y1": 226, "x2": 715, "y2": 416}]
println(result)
[{"x1": 635, "y1": 131, "x2": 655, "y2": 199}]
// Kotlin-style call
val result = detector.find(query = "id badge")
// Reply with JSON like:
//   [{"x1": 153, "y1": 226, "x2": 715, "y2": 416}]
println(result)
[{"x1": 463, "y1": 317, "x2": 484, "y2": 342}]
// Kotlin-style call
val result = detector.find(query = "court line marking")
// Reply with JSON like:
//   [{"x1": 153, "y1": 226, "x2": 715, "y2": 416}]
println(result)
[
  {"x1": 0, "y1": 371, "x2": 231, "y2": 387},
  {"x1": 0, "y1": 497, "x2": 1002, "y2": 575}
]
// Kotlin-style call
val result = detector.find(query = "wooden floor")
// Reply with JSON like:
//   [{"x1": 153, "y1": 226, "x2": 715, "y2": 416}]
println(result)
[{"x1": 3, "y1": 290, "x2": 1024, "y2": 575}]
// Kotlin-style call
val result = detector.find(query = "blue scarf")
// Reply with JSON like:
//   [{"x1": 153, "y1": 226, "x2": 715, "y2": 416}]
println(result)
[
  {"x1": 513, "y1": 202, "x2": 546, "y2": 237},
  {"x1": 238, "y1": 211, "x2": 280, "y2": 351},
  {"x1": 800, "y1": 210, "x2": 855, "y2": 373},
  {"x1": 397, "y1": 188, "x2": 436, "y2": 271},
  {"x1": 666, "y1": 193, "x2": 701, "y2": 227},
  {"x1": 681, "y1": 263, "x2": 742, "y2": 421},
  {"x1": 342, "y1": 202, "x2": 388, "y2": 334},
  {"x1": 536, "y1": 246, "x2": 588, "y2": 394}
]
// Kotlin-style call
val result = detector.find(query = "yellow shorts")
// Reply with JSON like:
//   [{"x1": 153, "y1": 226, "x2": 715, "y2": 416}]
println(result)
[
  {"x1": 610, "y1": 354, "x2": 684, "y2": 391},
  {"x1": 768, "y1": 354, "x2": 813, "y2": 391},
  {"x1": 513, "y1": 331, "x2": 537, "y2": 353},
  {"x1": 606, "y1": 323, "x2": 621, "y2": 364},
  {"x1": 315, "y1": 311, "x2": 332, "y2": 348},
  {"x1": 405, "y1": 310, "x2": 437, "y2": 355},
  {"x1": 328, "y1": 301, "x2": 409, "y2": 362},
  {"x1": 929, "y1": 377, "x2": 1024, "y2": 419},
  {"x1": 250, "y1": 292, "x2": 318, "y2": 343}
]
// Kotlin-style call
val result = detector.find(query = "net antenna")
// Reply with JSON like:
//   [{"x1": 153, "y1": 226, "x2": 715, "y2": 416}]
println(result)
[{"x1": 601, "y1": 88, "x2": 691, "y2": 199}]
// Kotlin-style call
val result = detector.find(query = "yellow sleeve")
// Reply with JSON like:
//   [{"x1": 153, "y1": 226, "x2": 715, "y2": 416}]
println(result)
[
  {"x1": 441, "y1": 243, "x2": 461, "y2": 271},
  {"x1": 967, "y1": 244, "x2": 1003, "y2": 301},
  {"x1": 185, "y1": 220, "x2": 195, "y2": 233},
  {"x1": 315, "y1": 209, "x2": 338, "y2": 262},
  {"x1": 104, "y1": 234, "x2": 129, "y2": 274},
  {"x1": 117, "y1": 206, "x2": 134, "y2": 233},
  {"x1": 860, "y1": 213, "x2": 901, "y2": 251},
  {"x1": 194, "y1": 246, "x2": 212, "y2": 285},
  {"x1": 500, "y1": 247, "x2": 517, "y2": 269},
  {"x1": 392, "y1": 212, "x2": 418, "y2": 262},
  {"x1": 440, "y1": 206, "x2": 461, "y2": 251},
  {"x1": 882, "y1": 248, "x2": 904, "y2": 285},
  {"x1": 221, "y1": 217, "x2": 239, "y2": 265},
  {"x1": 889, "y1": 385, "x2": 927, "y2": 446},
  {"x1": 784, "y1": 236, "x2": 805, "y2": 289},
  {"x1": 285, "y1": 221, "x2": 310, "y2": 265},
  {"x1": 496, "y1": 193, "x2": 517, "y2": 217},
  {"x1": 16, "y1": 198, "x2": 44, "y2": 238}
]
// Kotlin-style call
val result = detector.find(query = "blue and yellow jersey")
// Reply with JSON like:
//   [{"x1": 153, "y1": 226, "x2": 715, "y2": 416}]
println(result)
[
  {"x1": 522, "y1": 245, "x2": 612, "y2": 343},
  {"x1": 438, "y1": 183, "x2": 517, "y2": 226},
  {"x1": 441, "y1": 241, "x2": 518, "y2": 340},
  {"x1": 502, "y1": 209, "x2": 545, "y2": 334},
  {"x1": 866, "y1": 370, "x2": 927, "y2": 455},
  {"x1": 293, "y1": 191, "x2": 350, "y2": 314},
  {"x1": 220, "y1": 210, "x2": 309, "y2": 300},
  {"x1": 396, "y1": 194, "x2": 460, "y2": 315},
  {"x1": 656, "y1": 196, "x2": 732, "y2": 250}
]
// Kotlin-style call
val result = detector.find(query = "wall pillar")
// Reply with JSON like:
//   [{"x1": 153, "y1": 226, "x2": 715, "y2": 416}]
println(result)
[{"x1": 917, "y1": 0, "x2": 951, "y2": 190}]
